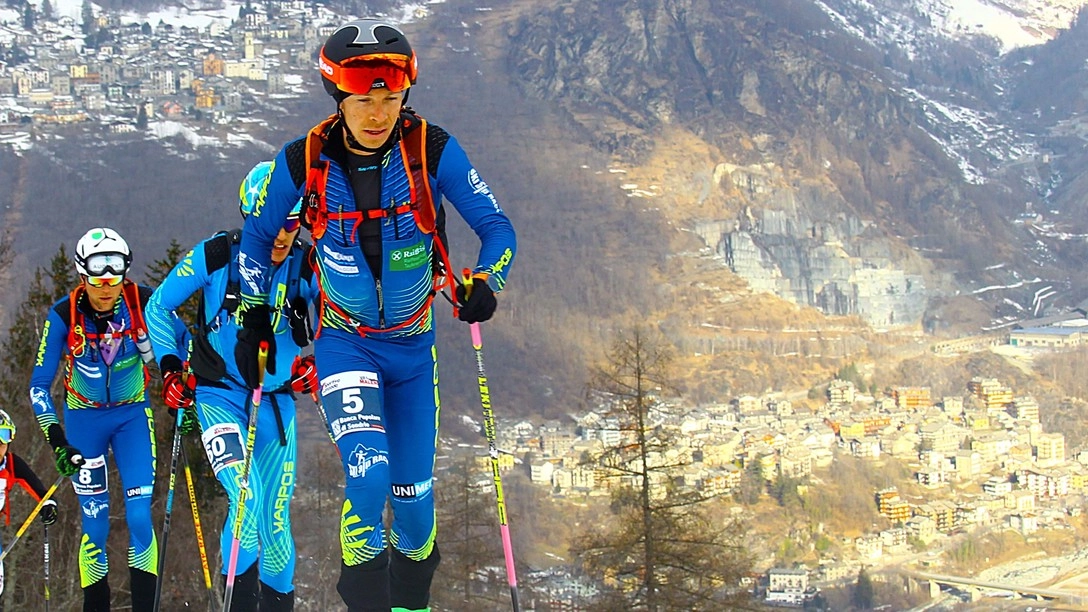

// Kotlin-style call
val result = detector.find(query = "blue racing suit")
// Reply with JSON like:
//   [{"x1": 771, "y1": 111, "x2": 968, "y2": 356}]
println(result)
[
  {"x1": 29, "y1": 283, "x2": 185, "y2": 591},
  {"x1": 236, "y1": 111, "x2": 516, "y2": 610},
  {"x1": 145, "y1": 230, "x2": 317, "y2": 597}
]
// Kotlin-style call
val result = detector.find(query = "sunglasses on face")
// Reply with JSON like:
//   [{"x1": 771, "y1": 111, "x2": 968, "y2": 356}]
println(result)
[
  {"x1": 85, "y1": 275, "x2": 124, "y2": 288},
  {"x1": 283, "y1": 217, "x2": 301, "y2": 233},
  {"x1": 0, "y1": 426, "x2": 14, "y2": 444}
]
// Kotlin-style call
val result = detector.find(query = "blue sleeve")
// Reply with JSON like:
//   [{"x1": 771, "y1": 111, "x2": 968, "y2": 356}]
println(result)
[
  {"x1": 146, "y1": 240, "x2": 213, "y2": 365},
  {"x1": 238, "y1": 149, "x2": 304, "y2": 303},
  {"x1": 29, "y1": 305, "x2": 69, "y2": 434},
  {"x1": 434, "y1": 134, "x2": 517, "y2": 291}
]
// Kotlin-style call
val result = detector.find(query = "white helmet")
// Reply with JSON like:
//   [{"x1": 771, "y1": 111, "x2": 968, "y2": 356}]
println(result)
[
  {"x1": 75, "y1": 227, "x2": 132, "y2": 278},
  {"x1": 0, "y1": 409, "x2": 15, "y2": 443}
]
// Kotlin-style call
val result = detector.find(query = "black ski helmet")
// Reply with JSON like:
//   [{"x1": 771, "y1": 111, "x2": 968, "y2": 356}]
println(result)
[{"x1": 319, "y1": 19, "x2": 418, "y2": 98}]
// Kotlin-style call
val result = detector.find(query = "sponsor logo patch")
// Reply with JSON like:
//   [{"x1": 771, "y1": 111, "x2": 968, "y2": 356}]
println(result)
[
  {"x1": 391, "y1": 478, "x2": 433, "y2": 500},
  {"x1": 346, "y1": 444, "x2": 388, "y2": 479}
]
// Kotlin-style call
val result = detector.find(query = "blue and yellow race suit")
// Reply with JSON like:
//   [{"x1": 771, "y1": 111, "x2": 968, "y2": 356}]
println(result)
[
  {"x1": 29, "y1": 284, "x2": 185, "y2": 588},
  {"x1": 145, "y1": 232, "x2": 318, "y2": 595},
  {"x1": 236, "y1": 114, "x2": 516, "y2": 591}
]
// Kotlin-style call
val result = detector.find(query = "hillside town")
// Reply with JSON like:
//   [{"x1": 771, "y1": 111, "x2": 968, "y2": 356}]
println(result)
[
  {"x1": 485, "y1": 362, "x2": 1088, "y2": 607},
  {"x1": 0, "y1": 0, "x2": 403, "y2": 140}
]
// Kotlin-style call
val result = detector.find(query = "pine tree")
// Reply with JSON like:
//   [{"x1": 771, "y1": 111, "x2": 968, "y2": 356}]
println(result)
[
  {"x1": 40, "y1": 0, "x2": 52, "y2": 19},
  {"x1": 22, "y1": 1, "x2": 35, "y2": 31},
  {"x1": 852, "y1": 568, "x2": 874, "y2": 610},
  {"x1": 136, "y1": 103, "x2": 149, "y2": 129},
  {"x1": 80, "y1": 0, "x2": 95, "y2": 35}
]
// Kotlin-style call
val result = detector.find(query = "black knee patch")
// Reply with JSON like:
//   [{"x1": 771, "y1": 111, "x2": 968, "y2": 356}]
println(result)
[
  {"x1": 390, "y1": 544, "x2": 442, "y2": 610},
  {"x1": 83, "y1": 577, "x2": 110, "y2": 612},
  {"x1": 258, "y1": 581, "x2": 295, "y2": 612},
  {"x1": 337, "y1": 550, "x2": 390, "y2": 612}
]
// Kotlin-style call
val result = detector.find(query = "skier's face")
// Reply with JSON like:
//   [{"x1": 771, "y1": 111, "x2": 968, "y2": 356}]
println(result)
[
  {"x1": 339, "y1": 88, "x2": 405, "y2": 151},
  {"x1": 83, "y1": 276, "x2": 124, "y2": 312},
  {"x1": 271, "y1": 226, "x2": 301, "y2": 265}
]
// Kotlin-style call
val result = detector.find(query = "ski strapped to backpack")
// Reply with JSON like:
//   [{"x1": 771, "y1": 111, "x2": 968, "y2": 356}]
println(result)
[
  {"x1": 300, "y1": 109, "x2": 455, "y2": 337},
  {"x1": 60, "y1": 280, "x2": 151, "y2": 407},
  {"x1": 189, "y1": 228, "x2": 313, "y2": 384}
]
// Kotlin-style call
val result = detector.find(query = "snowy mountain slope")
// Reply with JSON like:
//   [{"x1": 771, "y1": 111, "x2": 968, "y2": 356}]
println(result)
[{"x1": 815, "y1": 0, "x2": 1088, "y2": 56}]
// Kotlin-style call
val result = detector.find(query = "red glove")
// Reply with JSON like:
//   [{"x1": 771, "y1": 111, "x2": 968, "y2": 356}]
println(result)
[
  {"x1": 290, "y1": 355, "x2": 318, "y2": 397},
  {"x1": 162, "y1": 367, "x2": 196, "y2": 410}
]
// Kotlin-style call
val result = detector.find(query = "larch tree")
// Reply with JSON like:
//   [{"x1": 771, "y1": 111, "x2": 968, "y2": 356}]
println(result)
[{"x1": 571, "y1": 325, "x2": 755, "y2": 611}]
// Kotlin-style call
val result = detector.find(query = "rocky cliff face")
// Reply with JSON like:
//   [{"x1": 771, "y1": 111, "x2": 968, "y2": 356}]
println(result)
[{"x1": 506, "y1": 0, "x2": 1085, "y2": 327}]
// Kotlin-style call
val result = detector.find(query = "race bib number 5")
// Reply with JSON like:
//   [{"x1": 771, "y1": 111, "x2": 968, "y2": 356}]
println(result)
[
  {"x1": 320, "y1": 371, "x2": 384, "y2": 441},
  {"x1": 201, "y1": 423, "x2": 245, "y2": 476},
  {"x1": 72, "y1": 455, "x2": 108, "y2": 496}
]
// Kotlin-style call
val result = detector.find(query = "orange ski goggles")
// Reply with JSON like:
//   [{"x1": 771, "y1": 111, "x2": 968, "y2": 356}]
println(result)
[{"x1": 320, "y1": 51, "x2": 417, "y2": 94}]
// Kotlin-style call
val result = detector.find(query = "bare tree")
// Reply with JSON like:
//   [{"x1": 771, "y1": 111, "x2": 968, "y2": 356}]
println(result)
[
  {"x1": 572, "y1": 326, "x2": 755, "y2": 611},
  {"x1": 431, "y1": 454, "x2": 510, "y2": 610}
]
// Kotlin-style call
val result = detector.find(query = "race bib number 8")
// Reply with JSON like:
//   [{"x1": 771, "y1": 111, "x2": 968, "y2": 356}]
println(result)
[
  {"x1": 72, "y1": 455, "x2": 108, "y2": 496},
  {"x1": 320, "y1": 371, "x2": 384, "y2": 441},
  {"x1": 201, "y1": 423, "x2": 245, "y2": 476}
]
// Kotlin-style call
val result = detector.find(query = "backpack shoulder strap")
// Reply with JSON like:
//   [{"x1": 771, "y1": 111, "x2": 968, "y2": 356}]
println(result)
[
  {"x1": 399, "y1": 112, "x2": 435, "y2": 234},
  {"x1": 122, "y1": 281, "x2": 147, "y2": 334},
  {"x1": 53, "y1": 294, "x2": 72, "y2": 324},
  {"x1": 196, "y1": 229, "x2": 240, "y2": 332},
  {"x1": 224, "y1": 228, "x2": 244, "y2": 315},
  {"x1": 286, "y1": 238, "x2": 312, "y2": 304},
  {"x1": 63, "y1": 287, "x2": 86, "y2": 357},
  {"x1": 301, "y1": 115, "x2": 338, "y2": 239}
]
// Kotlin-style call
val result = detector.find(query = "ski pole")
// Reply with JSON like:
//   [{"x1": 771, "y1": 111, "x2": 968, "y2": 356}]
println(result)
[
  {"x1": 154, "y1": 371, "x2": 190, "y2": 612},
  {"x1": 223, "y1": 341, "x2": 268, "y2": 612},
  {"x1": 0, "y1": 472, "x2": 70, "y2": 563},
  {"x1": 460, "y1": 274, "x2": 520, "y2": 611},
  {"x1": 44, "y1": 524, "x2": 51, "y2": 612},
  {"x1": 181, "y1": 440, "x2": 212, "y2": 590}
]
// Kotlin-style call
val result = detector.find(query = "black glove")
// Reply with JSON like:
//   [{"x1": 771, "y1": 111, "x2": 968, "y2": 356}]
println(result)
[
  {"x1": 287, "y1": 296, "x2": 313, "y2": 348},
  {"x1": 235, "y1": 304, "x2": 277, "y2": 389},
  {"x1": 456, "y1": 275, "x2": 497, "y2": 323},
  {"x1": 39, "y1": 499, "x2": 57, "y2": 526},
  {"x1": 46, "y1": 423, "x2": 84, "y2": 478}
]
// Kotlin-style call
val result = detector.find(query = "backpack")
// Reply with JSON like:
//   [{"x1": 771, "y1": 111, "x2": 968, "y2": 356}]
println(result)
[{"x1": 188, "y1": 229, "x2": 313, "y2": 383}]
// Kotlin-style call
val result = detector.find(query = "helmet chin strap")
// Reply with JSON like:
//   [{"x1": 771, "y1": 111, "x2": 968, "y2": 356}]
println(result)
[{"x1": 337, "y1": 105, "x2": 402, "y2": 154}]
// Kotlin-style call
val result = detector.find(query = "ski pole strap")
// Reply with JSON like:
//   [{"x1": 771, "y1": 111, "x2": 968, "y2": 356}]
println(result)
[{"x1": 270, "y1": 394, "x2": 286, "y2": 446}]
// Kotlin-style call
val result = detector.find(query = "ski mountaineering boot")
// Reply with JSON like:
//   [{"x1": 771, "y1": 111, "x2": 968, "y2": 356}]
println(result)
[
  {"x1": 258, "y1": 580, "x2": 295, "y2": 611},
  {"x1": 222, "y1": 563, "x2": 260, "y2": 611},
  {"x1": 390, "y1": 544, "x2": 441, "y2": 612},
  {"x1": 337, "y1": 549, "x2": 390, "y2": 612},
  {"x1": 83, "y1": 576, "x2": 110, "y2": 612},
  {"x1": 130, "y1": 567, "x2": 157, "y2": 611}
]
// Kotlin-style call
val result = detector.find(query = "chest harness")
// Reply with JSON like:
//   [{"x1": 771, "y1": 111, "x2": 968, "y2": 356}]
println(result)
[
  {"x1": 64, "y1": 280, "x2": 150, "y2": 407},
  {"x1": 301, "y1": 111, "x2": 454, "y2": 337}
]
